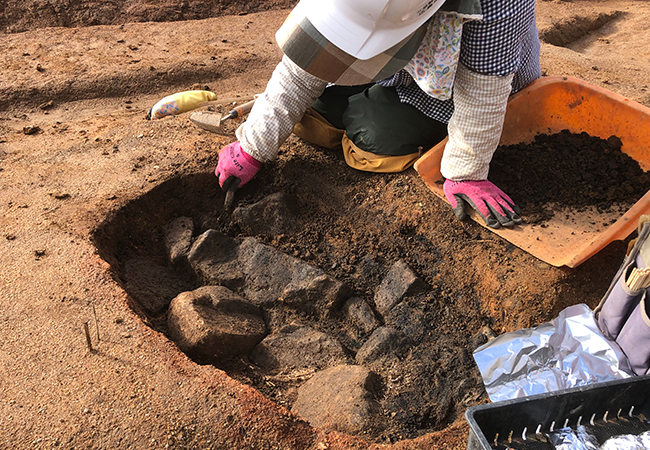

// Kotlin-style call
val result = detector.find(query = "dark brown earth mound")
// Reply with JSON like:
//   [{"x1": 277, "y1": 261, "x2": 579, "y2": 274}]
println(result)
[{"x1": 490, "y1": 130, "x2": 650, "y2": 224}]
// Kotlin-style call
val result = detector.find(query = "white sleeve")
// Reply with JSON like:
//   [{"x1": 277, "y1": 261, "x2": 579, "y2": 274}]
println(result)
[
  {"x1": 236, "y1": 55, "x2": 328, "y2": 162},
  {"x1": 440, "y1": 62, "x2": 514, "y2": 181}
]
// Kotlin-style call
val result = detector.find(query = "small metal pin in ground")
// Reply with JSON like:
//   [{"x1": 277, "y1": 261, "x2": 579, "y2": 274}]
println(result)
[{"x1": 83, "y1": 321, "x2": 93, "y2": 352}]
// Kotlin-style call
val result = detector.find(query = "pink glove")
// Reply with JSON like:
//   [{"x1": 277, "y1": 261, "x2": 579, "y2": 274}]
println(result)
[
  {"x1": 215, "y1": 141, "x2": 261, "y2": 190},
  {"x1": 443, "y1": 179, "x2": 522, "y2": 229}
]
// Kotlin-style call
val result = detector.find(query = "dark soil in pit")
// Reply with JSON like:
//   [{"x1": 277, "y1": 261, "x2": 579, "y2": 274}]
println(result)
[
  {"x1": 490, "y1": 130, "x2": 650, "y2": 224},
  {"x1": 92, "y1": 125, "x2": 632, "y2": 444}
]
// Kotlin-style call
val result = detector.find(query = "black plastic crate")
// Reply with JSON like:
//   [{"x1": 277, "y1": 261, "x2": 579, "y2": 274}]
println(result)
[{"x1": 465, "y1": 375, "x2": 650, "y2": 450}]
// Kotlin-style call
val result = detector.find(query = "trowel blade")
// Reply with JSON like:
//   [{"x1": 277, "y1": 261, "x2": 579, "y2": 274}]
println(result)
[{"x1": 189, "y1": 111, "x2": 224, "y2": 134}]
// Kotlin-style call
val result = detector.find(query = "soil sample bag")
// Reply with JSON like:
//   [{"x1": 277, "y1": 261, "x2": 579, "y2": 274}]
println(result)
[{"x1": 596, "y1": 219, "x2": 650, "y2": 375}]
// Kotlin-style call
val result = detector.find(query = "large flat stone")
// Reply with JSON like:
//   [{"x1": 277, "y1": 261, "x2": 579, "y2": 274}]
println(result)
[
  {"x1": 250, "y1": 325, "x2": 351, "y2": 373},
  {"x1": 188, "y1": 231, "x2": 351, "y2": 315}
]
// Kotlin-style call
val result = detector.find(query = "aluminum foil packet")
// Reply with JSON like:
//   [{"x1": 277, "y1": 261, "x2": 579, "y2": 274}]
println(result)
[
  {"x1": 600, "y1": 434, "x2": 647, "y2": 450},
  {"x1": 549, "y1": 425, "x2": 599, "y2": 450},
  {"x1": 474, "y1": 304, "x2": 633, "y2": 402}
]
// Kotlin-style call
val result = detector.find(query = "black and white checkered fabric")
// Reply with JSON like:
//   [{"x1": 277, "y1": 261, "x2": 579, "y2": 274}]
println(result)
[{"x1": 379, "y1": 0, "x2": 541, "y2": 123}]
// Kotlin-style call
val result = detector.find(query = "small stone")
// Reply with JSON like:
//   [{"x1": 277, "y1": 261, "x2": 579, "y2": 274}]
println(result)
[
  {"x1": 23, "y1": 125, "x2": 40, "y2": 135},
  {"x1": 470, "y1": 326, "x2": 497, "y2": 350},
  {"x1": 355, "y1": 327, "x2": 410, "y2": 364},
  {"x1": 39, "y1": 100, "x2": 54, "y2": 110},
  {"x1": 342, "y1": 297, "x2": 378, "y2": 334},
  {"x1": 374, "y1": 260, "x2": 427, "y2": 316},
  {"x1": 49, "y1": 189, "x2": 70, "y2": 200}
]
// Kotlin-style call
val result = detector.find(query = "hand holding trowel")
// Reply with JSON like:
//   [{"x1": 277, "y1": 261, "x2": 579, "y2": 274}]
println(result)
[
  {"x1": 215, "y1": 142, "x2": 262, "y2": 219},
  {"x1": 193, "y1": 97, "x2": 260, "y2": 218}
]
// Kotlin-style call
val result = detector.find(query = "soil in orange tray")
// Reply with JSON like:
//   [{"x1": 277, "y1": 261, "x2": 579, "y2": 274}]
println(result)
[{"x1": 489, "y1": 130, "x2": 650, "y2": 224}]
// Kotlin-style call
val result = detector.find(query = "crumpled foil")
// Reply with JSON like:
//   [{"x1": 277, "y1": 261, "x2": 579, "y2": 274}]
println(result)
[
  {"x1": 549, "y1": 426, "x2": 599, "y2": 450},
  {"x1": 600, "y1": 434, "x2": 647, "y2": 450},
  {"x1": 474, "y1": 304, "x2": 633, "y2": 402}
]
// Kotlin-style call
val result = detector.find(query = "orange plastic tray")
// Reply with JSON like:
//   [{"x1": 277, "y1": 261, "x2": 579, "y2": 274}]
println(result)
[{"x1": 414, "y1": 76, "x2": 650, "y2": 268}]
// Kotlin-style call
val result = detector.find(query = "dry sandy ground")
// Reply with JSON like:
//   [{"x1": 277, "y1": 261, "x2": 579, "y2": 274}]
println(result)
[{"x1": 1, "y1": 1, "x2": 649, "y2": 449}]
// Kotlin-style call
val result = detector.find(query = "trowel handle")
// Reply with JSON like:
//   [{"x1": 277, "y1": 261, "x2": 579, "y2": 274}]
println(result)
[{"x1": 227, "y1": 99, "x2": 257, "y2": 120}]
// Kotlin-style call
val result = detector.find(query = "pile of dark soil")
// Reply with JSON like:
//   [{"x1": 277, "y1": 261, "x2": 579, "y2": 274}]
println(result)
[{"x1": 489, "y1": 130, "x2": 650, "y2": 224}]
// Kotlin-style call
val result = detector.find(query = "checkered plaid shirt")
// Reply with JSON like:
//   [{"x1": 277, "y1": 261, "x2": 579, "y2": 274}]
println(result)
[
  {"x1": 238, "y1": 0, "x2": 541, "y2": 180},
  {"x1": 379, "y1": 0, "x2": 540, "y2": 124}
]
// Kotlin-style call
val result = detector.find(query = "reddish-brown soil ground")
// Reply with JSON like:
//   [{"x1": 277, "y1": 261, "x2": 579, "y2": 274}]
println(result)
[{"x1": 1, "y1": 1, "x2": 650, "y2": 449}]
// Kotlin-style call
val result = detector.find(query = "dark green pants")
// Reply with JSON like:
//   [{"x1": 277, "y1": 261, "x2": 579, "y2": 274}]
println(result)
[{"x1": 312, "y1": 84, "x2": 448, "y2": 157}]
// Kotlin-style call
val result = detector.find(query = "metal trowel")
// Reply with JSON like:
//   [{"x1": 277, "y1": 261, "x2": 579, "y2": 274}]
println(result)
[
  {"x1": 218, "y1": 176, "x2": 241, "y2": 221},
  {"x1": 190, "y1": 99, "x2": 256, "y2": 134}
]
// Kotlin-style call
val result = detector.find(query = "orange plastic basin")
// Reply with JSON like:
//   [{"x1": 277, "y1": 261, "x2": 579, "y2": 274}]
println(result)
[{"x1": 414, "y1": 76, "x2": 650, "y2": 268}]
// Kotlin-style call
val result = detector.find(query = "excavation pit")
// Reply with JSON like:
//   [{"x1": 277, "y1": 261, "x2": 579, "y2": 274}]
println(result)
[{"x1": 91, "y1": 137, "x2": 627, "y2": 445}]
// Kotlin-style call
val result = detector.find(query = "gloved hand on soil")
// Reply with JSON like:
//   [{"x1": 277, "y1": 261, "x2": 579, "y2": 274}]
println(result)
[
  {"x1": 215, "y1": 141, "x2": 261, "y2": 190},
  {"x1": 443, "y1": 179, "x2": 522, "y2": 229}
]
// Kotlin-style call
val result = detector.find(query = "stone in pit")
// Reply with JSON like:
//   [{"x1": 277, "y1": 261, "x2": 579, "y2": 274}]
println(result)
[
  {"x1": 374, "y1": 259, "x2": 426, "y2": 317},
  {"x1": 167, "y1": 285, "x2": 266, "y2": 365},
  {"x1": 187, "y1": 230, "x2": 244, "y2": 289},
  {"x1": 250, "y1": 325, "x2": 351, "y2": 373},
  {"x1": 292, "y1": 365, "x2": 384, "y2": 436},
  {"x1": 232, "y1": 192, "x2": 299, "y2": 236},
  {"x1": 342, "y1": 297, "x2": 379, "y2": 334},
  {"x1": 163, "y1": 216, "x2": 194, "y2": 266},
  {"x1": 188, "y1": 231, "x2": 351, "y2": 316},
  {"x1": 355, "y1": 327, "x2": 410, "y2": 365}
]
